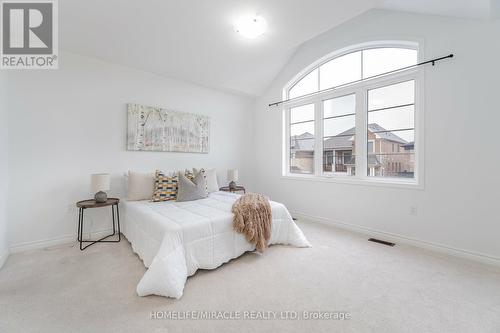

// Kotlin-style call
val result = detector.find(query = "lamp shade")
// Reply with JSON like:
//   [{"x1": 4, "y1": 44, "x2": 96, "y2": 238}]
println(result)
[
  {"x1": 91, "y1": 173, "x2": 110, "y2": 193},
  {"x1": 227, "y1": 169, "x2": 238, "y2": 182}
]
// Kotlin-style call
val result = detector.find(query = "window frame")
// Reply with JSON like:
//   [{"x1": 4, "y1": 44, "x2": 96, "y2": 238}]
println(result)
[{"x1": 281, "y1": 41, "x2": 424, "y2": 189}]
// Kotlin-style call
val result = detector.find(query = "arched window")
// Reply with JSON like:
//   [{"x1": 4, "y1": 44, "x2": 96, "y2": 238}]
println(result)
[{"x1": 284, "y1": 42, "x2": 421, "y2": 186}]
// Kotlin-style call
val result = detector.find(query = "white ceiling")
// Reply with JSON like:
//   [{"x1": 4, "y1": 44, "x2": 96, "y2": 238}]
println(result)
[
  {"x1": 60, "y1": 0, "x2": 497, "y2": 97},
  {"x1": 379, "y1": 0, "x2": 496, "y2": 19},
  {"x1": 60, "y1": 0, "x2": 380, "y2": 97}
]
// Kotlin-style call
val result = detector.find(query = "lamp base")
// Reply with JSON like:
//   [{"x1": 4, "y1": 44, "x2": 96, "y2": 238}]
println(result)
[
  {"x1": 94, "y1": 191, "x2": 108, "y2": 203},
  {"x1": 229, "y1": 181, "x2": 237, "y2": 190}
]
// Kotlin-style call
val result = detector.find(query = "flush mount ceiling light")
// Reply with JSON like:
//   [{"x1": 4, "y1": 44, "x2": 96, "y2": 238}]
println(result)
[{"x1": 235, "y1": 15, "x2": 267, "y2": 39}]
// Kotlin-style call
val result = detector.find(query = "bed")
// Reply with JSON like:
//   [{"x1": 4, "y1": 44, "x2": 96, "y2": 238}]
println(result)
[{"x1": 122, "y1": 191, "x2": 310, "y2": 299}]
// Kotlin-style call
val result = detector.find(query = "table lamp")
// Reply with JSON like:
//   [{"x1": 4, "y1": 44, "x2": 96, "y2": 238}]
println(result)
[
  {"x1": 91, "y1": 173, "x2": 110, "y2": 203},
  {"x1": 227, "y1": 169, "x2": 238, "y2": 190}
]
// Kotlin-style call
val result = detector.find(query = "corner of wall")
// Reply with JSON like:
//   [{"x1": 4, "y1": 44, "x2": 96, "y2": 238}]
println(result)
[{"x1": 0, "y1": 71, "x2": 10, "y2": 269}]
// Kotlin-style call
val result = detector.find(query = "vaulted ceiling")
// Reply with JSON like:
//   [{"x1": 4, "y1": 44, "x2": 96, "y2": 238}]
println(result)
[{"x1": 59, "y1": 0, "x2": 497, "y2": 97}]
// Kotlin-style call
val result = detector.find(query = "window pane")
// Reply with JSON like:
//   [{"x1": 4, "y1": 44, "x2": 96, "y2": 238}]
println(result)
[
  {"x1": 290, "y1": 104, "x2": 314, "y2": 174},
  {"x1": 368, "y1": 153, "x2": 415, "y2": 178},
  {"x1": 363, "y1": 48, "x2": 417, "y2": 78},
  {"x1": 323, "y1": 137, "x2": 356, "y2": 175},
  {"x1": 322, "y1": 94, "x2": 356, "y2": 175},
  {"x1": 290, "y1": 133, "x2": 314, "y2": 174},
  {"x1": 368, "y1": 80, "x2": 414, "y2": 110},
  {"x1": 367, "y1": 141, "x2": 374, "y2": 153},
  {"x1": 388, "y1": 129, "x2": 414, "y2": 143},
  {"x1": 324, "y1": 135, "x2": 355, "y2": 151},
  {"x1": 368, "y1": 128, "x2": 414, "y2": 146},
  {"x1": 367, "y1": 129, "x2": 414, "y2": 178},
  {"x1": 290, "y1": 104, "x2": 314, "y2": 124},
  {"x1": 368, "y1": 78, "x2": 415, "y2": 179},
  {"x1": 290, "y1": 134, "x2": 314, "y2": 152},
  {"x1": 290, "y1": 155, "x2": 314, "y2": 174},
  {"x1": 324, "y1": 115, "x2": 355, "y2": 137},
  {"x1": 319, "y1": 51, "x2": 361, "y2": 90},
  {"x1": 291, "y1": 121, "x2": 314, "y2": 136},
  {"x1": 289, "y1": 68, "x2": 319, "y2": 98},
  {"x1": 368, "y1": 105, "x2": 414, "y2": 131},
  {"x1": 324, "y1": 94, "x2": 356, "y2": 118}
]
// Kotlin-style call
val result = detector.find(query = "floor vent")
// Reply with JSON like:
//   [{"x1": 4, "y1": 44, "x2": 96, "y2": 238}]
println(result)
[{"x1": 368, "y1": 238, "x2": 395, "y2": 247}]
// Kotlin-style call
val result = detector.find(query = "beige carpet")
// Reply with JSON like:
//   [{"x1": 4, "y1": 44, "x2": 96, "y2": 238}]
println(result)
[{"x1": 1, "y1": 221, "x2": 499, "y2": 333}]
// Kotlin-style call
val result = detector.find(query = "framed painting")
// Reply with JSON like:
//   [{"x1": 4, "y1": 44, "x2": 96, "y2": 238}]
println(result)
[{"x1": 127, "y1": 103, "x2": 210, "y2": 153}]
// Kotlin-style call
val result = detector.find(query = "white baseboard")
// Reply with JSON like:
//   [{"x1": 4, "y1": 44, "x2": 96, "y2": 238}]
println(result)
[
  {"x1": 9, "y1": 228, "x2": 115, "y2": 254},
  {"x1": 0, "y1": 247, "x2": 9, "y2": 269},
  {"x1": 291, "y1": 211, "x2": 500, "y2": 267}
]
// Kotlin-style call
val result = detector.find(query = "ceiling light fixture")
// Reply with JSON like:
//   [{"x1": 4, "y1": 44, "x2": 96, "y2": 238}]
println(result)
[{"x1": 235, "y1": 15, "x2": 267, "y2": 39}]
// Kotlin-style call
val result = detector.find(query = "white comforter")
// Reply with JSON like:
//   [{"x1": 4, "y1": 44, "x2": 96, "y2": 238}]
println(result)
[{"x1": 122, "y1": 191, "x2": 310, "y2": 299}]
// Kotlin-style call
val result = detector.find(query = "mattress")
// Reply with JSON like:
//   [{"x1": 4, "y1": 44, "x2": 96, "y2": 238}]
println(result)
[{"x1": 122, "y1": 191, "x2": 310, "y2": 299}]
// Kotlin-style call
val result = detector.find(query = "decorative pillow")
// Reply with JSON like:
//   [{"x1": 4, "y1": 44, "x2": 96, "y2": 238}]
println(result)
[
  {"x1": 193, "y1": 168, "x2": 219, "y2": 193},
  {"x1": 185, "y1": 169, "x2": 194, "y2": 180},
  {"x1": 176, "y1": 170, "x2": 208, "y2": 202},
  {"x1": 152, "y1": 170, "x2": 178, "y2": 202},
  {"x1": 127, "y1": 171, "x2": 155, "y2": 201}
]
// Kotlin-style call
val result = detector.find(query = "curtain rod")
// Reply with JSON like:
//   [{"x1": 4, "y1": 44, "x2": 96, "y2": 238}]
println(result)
[{"x1": 268, "y1": 53, "x2": 454, "y2": 107}]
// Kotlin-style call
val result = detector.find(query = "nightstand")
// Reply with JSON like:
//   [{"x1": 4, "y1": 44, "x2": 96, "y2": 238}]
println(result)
[
  {"x1": 76, "y1": 198, "x2": 121, "y2": 250},
  {"x1": 219, "y1": 186, "x2": 246, "y2": 194}
]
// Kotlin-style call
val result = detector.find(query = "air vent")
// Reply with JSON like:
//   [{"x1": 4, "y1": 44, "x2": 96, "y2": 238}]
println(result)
[{"x1": 368, "y1": 238, "x2": 395, "y2": 247}]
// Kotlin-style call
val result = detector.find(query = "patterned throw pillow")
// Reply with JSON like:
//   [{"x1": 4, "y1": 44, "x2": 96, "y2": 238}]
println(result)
[{"x1": 152, "y1": 170, "x2": 178, "y2": 202}]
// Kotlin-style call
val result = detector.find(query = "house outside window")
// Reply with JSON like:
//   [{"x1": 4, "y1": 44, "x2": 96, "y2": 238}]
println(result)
[{"x1": 283, "y1": 42, "x2": 422, "y2": 187}]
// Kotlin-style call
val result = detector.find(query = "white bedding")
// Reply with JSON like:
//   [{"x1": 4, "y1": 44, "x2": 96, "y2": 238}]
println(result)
[{"x1": 122, "y1": 191, "x2": 310, "y2": 299}]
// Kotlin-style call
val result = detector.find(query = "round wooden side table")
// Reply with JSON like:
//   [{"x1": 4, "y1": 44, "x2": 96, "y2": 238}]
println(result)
[{"x1": 76, "y1": 198, "x2": 121, "y2": 250}]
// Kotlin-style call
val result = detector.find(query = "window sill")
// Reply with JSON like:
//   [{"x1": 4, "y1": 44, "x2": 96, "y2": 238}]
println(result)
[{"x1": 281, "y1": 174, "x2": 423, "y2": 190}]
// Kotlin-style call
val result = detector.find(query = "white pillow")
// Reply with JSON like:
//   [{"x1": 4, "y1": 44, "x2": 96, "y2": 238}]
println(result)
[
  {"x1": 193, "y1": 168, "x2": 219, "y2": 193},
  {"x1": 127, "y1": 171, "x2": 155, "y2": 201}
]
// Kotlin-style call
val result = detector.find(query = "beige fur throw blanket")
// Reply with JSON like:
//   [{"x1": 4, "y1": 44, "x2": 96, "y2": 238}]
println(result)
[{"x1": 232, "y1": 193, "x2": 272, "y2": 253}]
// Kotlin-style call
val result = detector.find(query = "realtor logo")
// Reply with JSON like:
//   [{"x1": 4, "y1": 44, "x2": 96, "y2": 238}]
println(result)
[{"x1": 1, "y1": 0, "x2": 58, "y2": 69}]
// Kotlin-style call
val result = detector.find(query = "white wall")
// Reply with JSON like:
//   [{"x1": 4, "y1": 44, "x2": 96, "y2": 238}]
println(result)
[
  {"x1": 7, "y1": 52, "x2": 254, "y2": 250},
  {"x1": 253, "y1": 10, "x2": 500, "y2": 260},
  {"x1": 0, "y1": 72, "x2": 9, "y2": 266}
]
